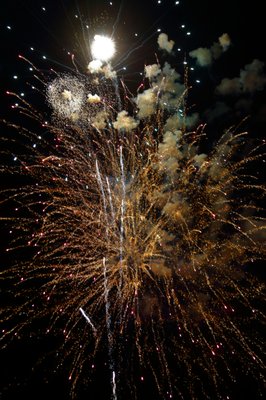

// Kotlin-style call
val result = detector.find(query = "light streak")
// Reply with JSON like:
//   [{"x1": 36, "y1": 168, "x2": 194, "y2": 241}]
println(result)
[{"x1": 79, "y1": 307, "x2": 97, "y2": 334}]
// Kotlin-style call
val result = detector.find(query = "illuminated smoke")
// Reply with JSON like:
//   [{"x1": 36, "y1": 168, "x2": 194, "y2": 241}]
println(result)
[
  {"x1": 216, "y1": 77, "x2": 242, "y2": 95},
  {"x1": 87, "y1": 94, "x2": 101, "y2": 104},
  {"x1": 218, "y1": 33, "x2": 231, "y2": 50},
  {"x1": 91, "y1": 110, "x2": 109, "y2": 130},
  {"x1": 205, "y1": 101, "x2": 231, "y2": 122},
  {"x1": 157, "y1": 32, "x2": 175, "y2": 53},
  {"x1": 189, "y1": 33, "x2": 231, "y2": 66},
  {"x1": 145, "y1": 64, "x2": 161, "y2": 79},
  {"x1": 87, "y1": 59, "x2": 117, "y2": 79},
  {"x1": 113, "y1": 110, "x2": 139, "y2": 132},
  {"x1": 216, "y1": 59, "x2": 266, "y2": 95},
  {"x1": 135, "y1": 88, "x2": 157, "y2": 118},
  {"x1": 88, "y1": 59, "x2": 103, "y2": 73},
  {"x1": 189, "y1": 47, "x2": 213, "y2": 67},
  {"x1": 141, "y1": 61, "x2": 185, "y2": 112}
]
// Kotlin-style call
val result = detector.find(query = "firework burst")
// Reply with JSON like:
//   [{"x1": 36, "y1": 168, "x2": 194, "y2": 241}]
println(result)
[{"x1": 1, "y1": 35, "x2": 265, "y2": 400}]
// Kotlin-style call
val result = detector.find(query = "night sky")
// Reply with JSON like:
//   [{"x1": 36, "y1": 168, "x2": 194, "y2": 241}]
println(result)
[{"x1": 1, "y1": 1, "x2": 265, "y2": 399}]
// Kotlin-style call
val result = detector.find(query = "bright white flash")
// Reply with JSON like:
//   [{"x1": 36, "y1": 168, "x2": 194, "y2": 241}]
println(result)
[{"x1": 91, "y1": 35, "x2": 115, "y2": 62}]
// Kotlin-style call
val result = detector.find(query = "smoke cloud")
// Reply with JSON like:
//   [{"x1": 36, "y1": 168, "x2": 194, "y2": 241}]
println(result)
[
  {"x1": 135, "y1": 88, "x2": 157, "y2": 118},
  {"x1": 145, "y1": 64, "x2": 161, "y2": 79},
  {"x1": 189, "y1": 33, "x2": 231, "y2": 67},
  {"x1": 205, "y1": 101, "x2": 231, "y2": 123},
  {"x1": 189, "y1": 47, "x2": 212, "y2": 67},
  {"x1": 87, "y1": 94, "x2": 101, "y2": 104},
  {"x1": 218, "y1": 33, "x2": 231, "y2": 50},
  {"x1": 113, "y1": 110, "x2": 139, "y2": 132},
  {"x1": 91, "y1": 111, "x2": 108, "y2": 130},
  {"x1": 158, "y1": 33, "x2": 175, "y2": 53},
  {"x1": 216, "y1": 59, "x2": 266, "y2": 95},
  {"x1": 87, "y1": 60, "x2": 116, "y2": 79}
]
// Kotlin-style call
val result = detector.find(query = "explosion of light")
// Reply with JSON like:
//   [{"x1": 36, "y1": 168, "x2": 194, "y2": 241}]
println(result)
[
  {"x1": 1, "y1": 35, "x2": 265, "y2": 400},
  {"x1": 91, "y1": 34, "x2": 115, "y2": 62}
]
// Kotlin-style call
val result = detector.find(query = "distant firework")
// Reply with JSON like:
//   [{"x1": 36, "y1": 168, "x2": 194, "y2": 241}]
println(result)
[{"x1": 1, "y1": 33, "x2": 265, "y2": 400}]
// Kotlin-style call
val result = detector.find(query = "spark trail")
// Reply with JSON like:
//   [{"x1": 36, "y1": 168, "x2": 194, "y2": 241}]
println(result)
[
  {"x1": 79, "y1": 308, "x2": 97, "y2": 334},
  {"x1": 103, "y1": 257, "x2": 117, "y2": 400},
  {"x1": 119, "y1": 145, "x2": 126, "y2": 294}
]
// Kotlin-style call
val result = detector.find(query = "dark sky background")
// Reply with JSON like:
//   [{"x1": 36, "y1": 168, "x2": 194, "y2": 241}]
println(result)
[{"x1": 1, "y1": 1, "x2": 265, "y2": 399}]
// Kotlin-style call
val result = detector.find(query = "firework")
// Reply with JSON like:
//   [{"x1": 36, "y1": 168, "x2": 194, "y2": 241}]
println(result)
[{"x1": 1, "y1": 33, "x2": 265, "y2": 400}]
